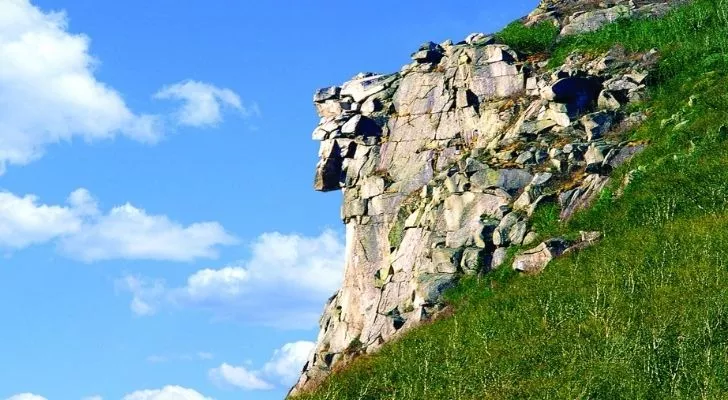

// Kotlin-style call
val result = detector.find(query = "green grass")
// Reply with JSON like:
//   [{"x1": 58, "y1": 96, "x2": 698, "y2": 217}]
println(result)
[
  {"x1": 495, "y1": 20, "x2": 560, "y2": 54},
  {"x1": 297, "y1": 1, "x2": 728, "y2": 398}
]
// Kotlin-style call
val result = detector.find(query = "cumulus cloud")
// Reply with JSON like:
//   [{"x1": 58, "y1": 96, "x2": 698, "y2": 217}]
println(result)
[
  {"x1": 122, "y1": 386, "x2": 211, "y2": 400},
  {"x1": 155, "y1": 80, "x2": 255, "y2": 127},
  {"x1": 119, "y1": 230, "x2": 344, "y2": 328},
  {"x1": 81, "y1": 396, "x2": 103, "y2": 400},
  {"x1": 263, "y1": 341, "x2": 316, "y2": 385},
  {"x1": 0, "y1": 0, "x2": 161, "y2": 172},
  {"x1": 5, "y1": 395, "x2": 47, "y2": 400},
  {"x1": 209, "y1": 341, "x2": 315, "y2": 391},
  {"x1": 0, "y1": 1, "x2": 252, "y2": 173},
  {"x1": 0, "y1": 188, "x2": 236, "y2": 262},
  {"x1": 209, "y1": 363, "x2": 273, "y2": 391},
  {"x1": 0, "y1": 191, "x2": 82, "y2": 248}
]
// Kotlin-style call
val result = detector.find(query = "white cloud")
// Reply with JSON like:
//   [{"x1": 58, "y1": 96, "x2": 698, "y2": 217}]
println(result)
[
  {"x1": 81, "y1": 396, "x2": 103, "y2": 400},
  {"x1": 119, "y1": 230, "x2": 345, "y2": 328},
  {"x1": 0, "y1": 1, "x2": 253, "y2": 173},
  {"x1": 5, "y1": 395, "x2": 47, "y2": 400},
  {"x1": 0, "y1": 0, "x2": 161, "y2": 172},
  {"x1": 122, "y1": 386, "x2": 212, "y2": 400},
  {"x1": 155, "y1": 81, "x2": 254, "y2": 127},
  {"x1": 0, "y1": 191, "x2": 81, "y2": 248},
  {"x1": 0, "y1": 188, "x2": 236, "y2": 262},
  {"x1": 209, "y1": 363, "x2": 273, "y2": 391},
  {"x1": 210, "y1": 340, "x2": 315, "y2": 391},
  {"x1": 263, "y1": 341, "x2": 315, "y2": 385},
  {"x1": 59, "y1": 202, "x2": 237, "y2": 262}
]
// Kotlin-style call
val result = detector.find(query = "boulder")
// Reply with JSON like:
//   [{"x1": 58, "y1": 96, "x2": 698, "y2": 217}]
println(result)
[
  {"x1": 314, "y1": 86, "x2": 341, "y2": 103},
  {"x1": 341, "y1": 74, "x2": 396, "y2": 103},
  {"x1": 412, "y1": 42, "x2": 445, "y2": 64},
  {"x1": 460, "y1": 247, "x2": 488, "y2": 274},
  {"x1": 513, "y1": 238, "x2": 569, "y2": 274},
  {"x1": 581, "y1": 111, "x2": 615, "y2": 141},
  {"x1": 561, "y1": 5, "x2": 632, "y2": 36}
]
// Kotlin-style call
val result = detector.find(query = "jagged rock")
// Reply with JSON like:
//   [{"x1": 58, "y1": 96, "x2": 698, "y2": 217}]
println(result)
[
  {"x1": 314, "y1": 86, "x2": 341, "y2": 103},
  {"x1": 561, "y1": 5, "x2": 632, "y2": 36},
  {"x1": 544, "y1": 106, "x2": 571, "y2": 127},
  {"x1": 498, "y1": 169, "x2": 533, "y2": 193},
  {"x1": 513, "y1": 238, "x2": 569, "y2": 273},
  {"x1": 361, "y1": 98, "x2": 383, "y2": 114},
  {"x1": 514, "y1": 172, "x2": 552, "y2": 210},
  {"x1": 465, "y1": 32, "x2": 495, "y2": 45},
  {"x1": 584, "y1": 144, "x2": 608, "y2": 173},
  {"x1": 444, "y1": 192, "x2": 510, "y2": 231},
  {"x1": 412, "y1": 42, "x2": 445, "y2": 64},
  {"x1": 606, "y1": 144, "x2": 646, "y2": 168},
  {"x1": 559, "y1": 174, "x2": 611, "y2": 220},
  {"x1": 341, "y1": 74, "x2": 396, "y2": 103},
  {"x1": 581, "y1": 111, "x2": 614, "y2": 141},
  {"x1": 598, "y1": 90, "x2": 622, "y2": 111},
  {"x1": 342, "y1": 115, "x2": 382, "y2": 137},
  {"x1": 418, "y1": 273, "x2": 458, "y2": 305},
  {"x1": 461, "y1": 247, "x2": 488, "y2": 274},
  {"x1": 431, "y1": 248, "x2": 463, "y2": 273}
]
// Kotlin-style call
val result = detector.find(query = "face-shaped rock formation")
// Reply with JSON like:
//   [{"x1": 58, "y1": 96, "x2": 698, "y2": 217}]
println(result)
[{"x1": 291, "y1": 0, "x2": 687, "y2": 395}]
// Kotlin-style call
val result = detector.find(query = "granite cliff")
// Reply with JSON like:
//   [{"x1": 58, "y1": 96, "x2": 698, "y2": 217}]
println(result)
[{"x1": 292, "y1": 0, "x2": 687, "y2": 394}]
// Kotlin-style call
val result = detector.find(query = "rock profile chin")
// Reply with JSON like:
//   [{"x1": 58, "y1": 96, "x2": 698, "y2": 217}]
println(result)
[{"x1": 291, "y1": 0, "x2": 687, "y2": 395}]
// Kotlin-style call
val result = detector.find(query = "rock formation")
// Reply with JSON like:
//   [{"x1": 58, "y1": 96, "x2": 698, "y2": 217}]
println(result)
[{"x1": 291, "y1": 0, "x2": 686, "y2": 395}]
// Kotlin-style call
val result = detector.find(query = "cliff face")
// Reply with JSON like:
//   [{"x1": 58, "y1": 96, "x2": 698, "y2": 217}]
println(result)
[{"x1": 292, "y1": 0, "x2": 685, "y2": 394}]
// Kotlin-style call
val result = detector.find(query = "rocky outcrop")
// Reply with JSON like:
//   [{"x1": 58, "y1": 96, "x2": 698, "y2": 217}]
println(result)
[
  {"x1": 526, "y1": 0, "x2": 686, "y2": 35},
  {"x1": 291, "y1": 0, "x2": 685, "y2": 395}
]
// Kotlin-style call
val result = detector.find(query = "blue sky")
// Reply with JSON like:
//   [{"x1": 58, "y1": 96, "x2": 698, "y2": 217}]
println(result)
[{"x1": 0, "y1": 0, "x2": 537, "y2": 399}]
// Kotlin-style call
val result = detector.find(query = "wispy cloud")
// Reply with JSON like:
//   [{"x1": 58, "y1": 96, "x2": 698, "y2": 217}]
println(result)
[{"x1": 155, "y1": 80, "x2": 258, "y2": 128}]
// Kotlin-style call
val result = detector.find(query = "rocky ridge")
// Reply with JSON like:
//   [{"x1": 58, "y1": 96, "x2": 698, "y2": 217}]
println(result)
[{"x1": 292, "y1": 0, "x2": 686, "y2": 395}]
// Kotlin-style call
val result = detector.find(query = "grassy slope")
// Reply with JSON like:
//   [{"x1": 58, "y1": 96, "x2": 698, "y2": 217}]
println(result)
[{"x1": 299, "y1": 1, "x2": 728, "y2": 398}]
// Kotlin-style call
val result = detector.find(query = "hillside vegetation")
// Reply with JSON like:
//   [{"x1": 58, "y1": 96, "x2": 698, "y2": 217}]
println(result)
[{"x1": 297, "y1": 0, "x2": 728, "y2": 398}]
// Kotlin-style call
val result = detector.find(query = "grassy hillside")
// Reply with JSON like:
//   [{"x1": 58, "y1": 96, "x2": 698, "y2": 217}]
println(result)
[{"x1": 297, "y1": 1, "x2": 728, "y2": 398}]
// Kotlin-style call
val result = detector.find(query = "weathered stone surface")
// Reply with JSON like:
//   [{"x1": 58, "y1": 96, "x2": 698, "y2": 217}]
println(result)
[
  {"x1": 561, "y1": 5, "x2": 632, "y2": 36},
  {"x1": 412, "y1": 42, "x2": 445, "y2": 64},
  {"x1": 470, "y1": 61, "x2": 525, "y2": 100},
  {"x1": 560, "y1": 174, "x2": 611, "y2": 220},
  {"x1": 582, "y1": 111, "x2": 615, "y2": 141},
  {"x1": 341, "y1": 74, "x2": 397, "y2": 103},
  {"x1": 513, "y1": 238, "x2": 569, "y2": 273},
  {"x1": 314, "y1": 86, "x2": 340, "y2": 103},
  {"x1": 461, "y1": 247, "x2": 488, "y2": 274}
]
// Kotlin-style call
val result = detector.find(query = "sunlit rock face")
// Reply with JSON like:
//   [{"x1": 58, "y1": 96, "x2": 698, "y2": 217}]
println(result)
[{"x1": 291, "y1": 0, "x2": 687, "y2": 395}]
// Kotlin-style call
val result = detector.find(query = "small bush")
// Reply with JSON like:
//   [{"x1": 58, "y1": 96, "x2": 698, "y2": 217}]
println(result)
[{"x1": 495, "y1": 20, "x2": 560, "y2": 54}]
